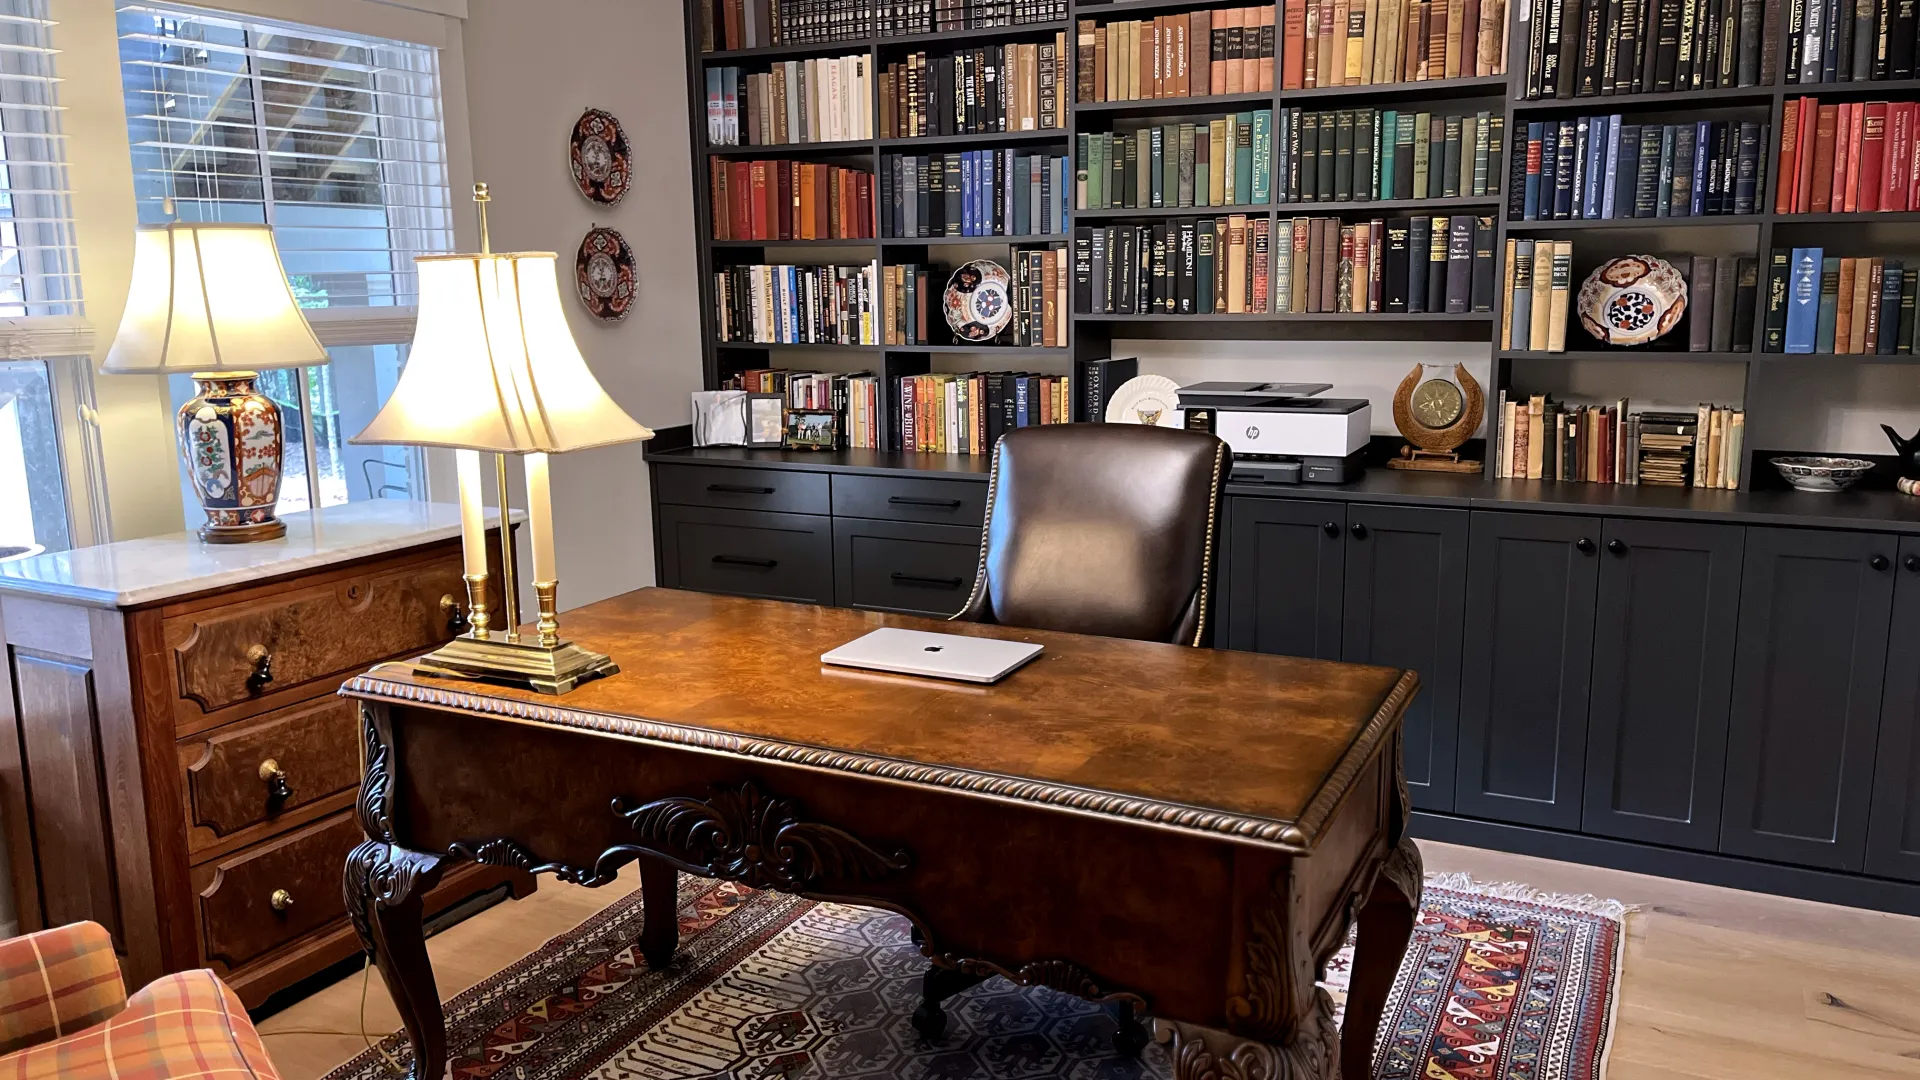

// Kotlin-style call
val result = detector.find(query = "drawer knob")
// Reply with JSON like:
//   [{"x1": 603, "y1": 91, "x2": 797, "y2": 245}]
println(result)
[
  {"x1": 258, "y1": 759, "x2": 291, "y2": 808},
  {"x1": 270, "y1": 889, "x2": 293, "y2": 913},
  {"x1": 440, "y1": 593, "x2": 469, "y2": 634},
  {"x1": 244, "y1": 645, "x2": 273, "y2": 694}
]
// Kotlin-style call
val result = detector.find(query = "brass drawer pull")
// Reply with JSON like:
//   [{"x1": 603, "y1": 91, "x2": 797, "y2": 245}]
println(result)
[
  {"x1": 270, "y1": 889, "x2": 293, "y2": 913},
  {"x1": 259, "y1": 758, "x2": 291, "y2": 808},
  {"x1": 245, "y1": 645, "x2": 273, "y2": 694}
]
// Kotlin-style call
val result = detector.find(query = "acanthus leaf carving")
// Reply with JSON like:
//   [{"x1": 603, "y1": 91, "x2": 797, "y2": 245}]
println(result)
[
  {"x1": 1156, "y1": 993, "x2": 1339, "y2": 1080},
  {"x1": 612, "y1": 781, "x2": 910, "y2": 891}
]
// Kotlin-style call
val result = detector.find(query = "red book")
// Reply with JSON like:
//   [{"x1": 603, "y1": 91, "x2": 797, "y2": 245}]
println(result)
[
  {"x1": 1811, "y1": 105, "x2": 1837, "y2": 213},
  {"x1": 1859, "y1": 102, "x2": 1887, "y2": 213},
  {"x1": 775, "y1": 160, "x2": 793, "y2": 239},
  {"x1": 745, "y1": 161, "x2": 768, "y2": 240},
  {"x1": 1795, "y1": 98, "x2": 1817, "y2": 213},
  {"x1": 1827, "y1": 103, "x2": 1850, "y2": 213},
  {"x1": 1776, "y1": 102, "x2": 1800, "y2": 215},
  {"x1": 1885, "y1": 104, "x2": 1913, "y2": 212},
  {"x1": 1841, "y1": 102, "x2": 1864, "y2": 214}
]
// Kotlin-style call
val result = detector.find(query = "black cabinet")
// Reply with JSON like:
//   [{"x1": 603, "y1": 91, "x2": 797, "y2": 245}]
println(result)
[
  {"x1": 656, "y1": 505, "x2": 834, "y2": 605},
  {"x1": 1454, "y1": 512, "x2": 1601, "y2": 830},
  {"x1": 1223, "y1": 498, "x2": 1346, "y2": 660},
  {"x1": 1720, "y1": 527, "x2": 1897, "y2": 871},
  {"x1": 1867, "y1": 537, "x2": 1920, "y2": 882},
  {"x1": 1341, "y1": 504, "x2": 1469, "y2": 813},
  {"x1": 832, "y1": 518, "x2": 981, "y2": 617},
  {"x1": 1581, "y1": 519, "x2": 1743, "y2": 851}
]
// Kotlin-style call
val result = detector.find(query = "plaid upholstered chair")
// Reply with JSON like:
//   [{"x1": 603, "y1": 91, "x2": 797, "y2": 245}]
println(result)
[{"x1": 0, "y1": 921, "x2": 281, "y2": 1080}]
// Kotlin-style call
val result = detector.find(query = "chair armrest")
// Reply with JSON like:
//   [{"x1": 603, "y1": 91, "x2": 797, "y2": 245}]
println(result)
[{"x1": 0, "y1": 922, "x2": 127, "y2": 1057}]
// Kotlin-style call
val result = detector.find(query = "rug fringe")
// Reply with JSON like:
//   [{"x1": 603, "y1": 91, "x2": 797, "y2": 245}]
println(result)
[{"x1": 1423, "y1": 871, "x2": 1635, "y2": 922}]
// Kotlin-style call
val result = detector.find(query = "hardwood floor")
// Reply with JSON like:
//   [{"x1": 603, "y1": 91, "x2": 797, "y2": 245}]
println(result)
[{"x1": 257, "y1": 841, "x2": 1920, "y2": 1080}]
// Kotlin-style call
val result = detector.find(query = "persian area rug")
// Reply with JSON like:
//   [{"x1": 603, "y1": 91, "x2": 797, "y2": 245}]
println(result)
[{"x1": 322, "y1": 872, "x2": 1625, "y2": 1080}]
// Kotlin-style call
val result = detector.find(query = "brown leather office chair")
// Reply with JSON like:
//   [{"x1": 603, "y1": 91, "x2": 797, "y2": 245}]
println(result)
[{"x1": 950, "y1": 423, "x2": 1230, "y2": 646}]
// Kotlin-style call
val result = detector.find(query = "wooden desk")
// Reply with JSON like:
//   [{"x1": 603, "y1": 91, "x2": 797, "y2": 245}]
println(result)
[{"x1": 340, "y1": 588, "x2": 1421, "y2": 1080}]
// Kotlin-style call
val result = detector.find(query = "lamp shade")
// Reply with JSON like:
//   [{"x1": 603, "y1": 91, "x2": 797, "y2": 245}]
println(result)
[
  {"x1": 351, "y1": 252, "x2": 653, "y2": 454},
  {"x1": 100, "y1": 222, "x2": 327, "y2": 375}
]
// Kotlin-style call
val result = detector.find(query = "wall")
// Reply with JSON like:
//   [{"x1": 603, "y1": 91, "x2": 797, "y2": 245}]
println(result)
[{"x1": 459, "y1": 0, "x2": 705, "y2": 606}]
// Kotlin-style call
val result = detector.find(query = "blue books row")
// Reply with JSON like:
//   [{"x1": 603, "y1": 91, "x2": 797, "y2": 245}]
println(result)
[
  {"x1": 1511, "y1": 116, "x2": 1769, "y2": 221},
  {"x1": 880, "y1": 151, "x2": 1071, "y2": 238},
  {"x1": 1774, "y1": 248, "x2": 1920, "y2": 354}
]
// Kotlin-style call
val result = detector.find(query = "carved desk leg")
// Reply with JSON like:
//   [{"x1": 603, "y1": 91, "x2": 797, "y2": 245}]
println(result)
[
  {"x1": 345, "y1": 841, "x2": 449, "y2": 1080},
  {"x1": 1340, "y1": 836, "x2": 1423, "y2": 1080},
  {"x1": 638, "y1": 854, "x2": 679, "y2": 970}
]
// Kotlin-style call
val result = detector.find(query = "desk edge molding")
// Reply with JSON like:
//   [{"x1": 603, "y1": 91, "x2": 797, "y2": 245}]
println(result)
[{"x1": 340, "y1": 668, "x2": 1418, "y2": 851}]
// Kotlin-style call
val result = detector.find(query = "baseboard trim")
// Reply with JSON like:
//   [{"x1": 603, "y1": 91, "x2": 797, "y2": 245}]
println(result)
[{"x1": 1410, "y1": 811, "x2": 1920, "y2": 917}]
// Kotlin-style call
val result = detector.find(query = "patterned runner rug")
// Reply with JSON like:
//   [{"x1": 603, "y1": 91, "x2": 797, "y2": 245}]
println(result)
[{"x1": 323, "y1": 872, "x2": 1625, "y2": 1080}]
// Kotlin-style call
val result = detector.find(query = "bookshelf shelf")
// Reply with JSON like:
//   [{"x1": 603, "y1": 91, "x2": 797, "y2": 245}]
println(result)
[
  {"x1": 1772, "y1": 212, "x2": 1920, "y2": 225},
  {"x1": 1074, "y1": 203, "x2": 1276, "y2": 218},
  {"x1": 1279, "y1": 75, "x2": 1507, "y2": 103},
  {"x1": 1274, "y1": 194, "x2": 1502, "y2": 213},
  {"x1": 1751, "y1": 352, "x2": 1920, "y2": 363},
  {"x1": 882, "y1": 233, "x2": 1071, "y2": 246},
  {"x1": 1509, "y1": 85, "x2": 1775, "y2": 111},
  {"x1": 1503, "y1": 215, "x2": 1763, "y2": 230},
  {"x1": 886, "y1": 344, "x2": 1073, "y2": 355},
  {"x1": 705, "y1": 139, "x2": 874, "y2": 158},
  {"x1": 1082, "y1": 311, "x2": 1493, "y2": 321},
  {"x1": 699, "y1": 38, "x2": 874, "y2": 63},
  {"x1": 875, "y1": 19, "x2": 1072, "y2": 49},
  {"x1": 711, "y1": 238, "x2": 878, "y2": 249},
  {"x1": 878, "y1": 129, "x2": 1070, "y2": 149},
  {"x1": 1498, "y1": 349, "x2": 1756, "y2": 363},
  {"x1": 715, "y1": 341, "x2": 885, "y2": 352},
  {"x1": 1074, "y1": 0, "x2": 1248, "y2": 15},
  {"x1": 1782, "y1": 76, "x2": 1920, "y2": 99},
  {"x1": 1075, "y1": 91, "x2": 1276, "y2": 115}
]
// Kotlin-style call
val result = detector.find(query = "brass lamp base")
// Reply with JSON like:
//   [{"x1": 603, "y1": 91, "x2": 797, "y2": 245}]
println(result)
[{"x1": 414, "y1": 633, "x2": 619, "y2": 695}]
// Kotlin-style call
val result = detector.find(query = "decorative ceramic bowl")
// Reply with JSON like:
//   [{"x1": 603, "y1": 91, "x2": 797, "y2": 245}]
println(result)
[
  {"x1": 1576, "y1": 255, "x2": 1688, "y2": 346},
  {"x1": 943, "y1": 260, "x2": 1012, "y2": 342},
  {"x1": 1771, "y1": 456, "x2": 1876, "y2": 492}
]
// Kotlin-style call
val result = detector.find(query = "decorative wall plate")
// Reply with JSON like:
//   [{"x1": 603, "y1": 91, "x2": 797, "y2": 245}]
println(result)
[
  {"x1": 569, "y1": 107, "x2": 631, "y2": 205},
  {"x1": 1576, "y1": 255, "x2": 1688, "y2": 346},
  {"x1": 942, "y1": 260, "x2": 1012, "y2": 341},
  {"x1": 576, "y1": 226, "x2": 637, "y2": 321},
  {"x1": 1104, "y1": 374, "x2": 1183, "y2": 427}
]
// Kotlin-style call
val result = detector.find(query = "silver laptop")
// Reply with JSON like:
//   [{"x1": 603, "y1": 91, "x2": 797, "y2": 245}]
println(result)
[{"x1": 821, "y1": 628, "x2": 1043, "y2": 684}]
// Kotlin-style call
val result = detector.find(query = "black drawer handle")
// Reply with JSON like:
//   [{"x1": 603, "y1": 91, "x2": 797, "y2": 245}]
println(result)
[
  {"x1": 1349, "y1": 523, "x2": 1368, "y2": 539},
  {"x1": 708, "y1": 483, "x2": 776, "y2": 495},
  {"x1": 1322, "y1": 521, "x2": 1340, "y2": 537},
  {"x1": 1906, "y1": 554, "x2": 1920, "y2": 573},
  {"x1": 1576, "y1": 537, "x2": 1596, "y2": 554},
  {"x1": 1871, "y1": 554, "x2": 1891, "y2": 572},
  {"x1": 891, "y1": 572, "x2": 966, "y2": 589},
  {"x1": 1607, "y1": 539, "x2": 1627, "y2": 555},
  {"x1": 713, "y1": 555, "x2": 779, "y2": 569},
  {"x1": 888, "y1": 496, "x2": 965, "y2": 509}
]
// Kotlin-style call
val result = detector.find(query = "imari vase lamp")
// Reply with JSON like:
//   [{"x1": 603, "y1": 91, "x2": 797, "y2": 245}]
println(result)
[
  {"x1": 351, "y1": 184, "x2": 654, "y2": 695},
  {"x1": 101, "y1": 221, "x2": 328, "y2": 543}
]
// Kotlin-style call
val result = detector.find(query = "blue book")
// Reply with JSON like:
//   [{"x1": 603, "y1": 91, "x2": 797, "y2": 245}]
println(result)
[
  {"x1": 1571, "y1": 117, "x2": 1589, "y2": 219},
  {"x1": 1881, "y1": 263, "x2": 1904, "y2": 355},
  {"x1": 960, "y1": 152, "x2": 975, "y2": 236},
  {"x1": 1553, "y1": 120, "x2": 1576, "y2": 219},
  {"x1": 1614, "y1": 125, "x2": 1640, "y2": 221},
  {"x1": 1602, "y1": 118, "x2": 1624, "y2": 219},
  {"x1": 1380, "y1": 110, "x2": 1397, "y2": 198},
  {"x1": 1656, "y1": 126, "x2": 1675, "y2": 218},
  {"x1": 1690, "y1": 123, "x2": 1711, "y2": 217},
  {"x1": 1524, "y1": 122, "x2": 1545, "y2": 219},
  {"x1": 1583, "y1": 115, "x2": 1606, "y2": 219}
]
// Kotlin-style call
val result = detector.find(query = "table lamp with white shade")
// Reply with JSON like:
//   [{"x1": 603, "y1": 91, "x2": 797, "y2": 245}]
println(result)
[
  {"x1": 351, "y1": 184, "x2": 653, "y2": 694},
  {"x1": 100, "y1": 221, "x2": 329, "y2": 543}
]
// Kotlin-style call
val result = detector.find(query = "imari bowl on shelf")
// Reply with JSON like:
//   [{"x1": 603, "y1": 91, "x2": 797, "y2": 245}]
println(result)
[
  {"x1": 1771, "y1": 456, "x2": 1876, "y2": 492},
  {"x1": 1576, "y1": 255, "x2": 1688, "y2": 346},
  {"x1": 942, "y1": 259, "x2": 1012, "y2": 342}
]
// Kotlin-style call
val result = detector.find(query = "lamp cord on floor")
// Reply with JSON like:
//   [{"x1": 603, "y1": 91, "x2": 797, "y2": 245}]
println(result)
[{"x1": 256, "y1": 954, "x2": 406, "y2": 1078}]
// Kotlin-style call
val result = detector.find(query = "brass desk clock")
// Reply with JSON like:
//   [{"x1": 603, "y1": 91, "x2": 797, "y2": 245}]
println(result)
[{"x1": 1387, "y1": 362, "x2": 1484, "y2": 473}]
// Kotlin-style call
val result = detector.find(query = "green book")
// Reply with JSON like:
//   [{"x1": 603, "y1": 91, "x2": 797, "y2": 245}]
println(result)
[
  {"x1": 1222, "y1": 117, "x2": 1239, "y2": 205},
  {"x1": 1076, "y1": 133, "x2": 1090, "y2": 210},
  {"x1": 1137, "y1": 127, "x2": 1153, "y2": 209},
  {"x1": 1816, "y1": 256, "x2": 1842, "y2": 353},
  {"x1": 1234, "y1": 111, "x2": 1254, "y2": 206},
  {"x1": 1334, "y1": 110, "x2": 1354, "y2": 201},
  {"x1": 1412, "y1": 112, "x2": 1432, "y2": 201},
  {"x1": 1086, "y1": 135, "x2": 1104, "y2": 210},
  {"x1": 1178, "y1": 123, "x2": 1196, "y2": 208},
  {"x1": 1379, "y1": 110, "x2": 1397, "y2": 200},
  {"x1": 1472, "y1": 110, "x2": 1491, "y2": 197},
  {"x1": 1251, "y1": 110, "x2": 1272, "y2": 204}
]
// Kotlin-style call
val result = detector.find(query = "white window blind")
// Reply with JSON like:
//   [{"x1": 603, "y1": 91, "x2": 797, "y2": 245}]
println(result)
[
  {"x1": 116, "y1": 1, "x2": 453, "y2": 319},
  {"x1": 0, "y1": 0, "x2": 80, "y2": 322}
]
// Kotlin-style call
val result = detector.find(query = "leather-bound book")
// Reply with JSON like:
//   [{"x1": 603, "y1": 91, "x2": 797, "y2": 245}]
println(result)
[
  {"x1": 1445, "y1": 215, "x2": 1473, "y2": 312},
  {"x1": 1809, "y1": 104, "x2": 1837, "y2": 213},
  {"x1": 1732, "y1": 256, "x2": 1759, "y2": 350},
  {"x1": 1319, "y1": 217, "x2": 1341, "y2": 312},
  {"x1": 1407, "y1": 216, "x2": 1430, "y2": 311},
  {"x1": 1383, "y1": 216, "x2": 1411, "y2": 311},
  {"x1": 1425, "y1": 213, "x2": 1449, "y2": 312}
]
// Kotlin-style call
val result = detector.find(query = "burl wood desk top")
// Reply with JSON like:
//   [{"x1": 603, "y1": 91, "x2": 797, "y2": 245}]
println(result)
[{"x1": 345, "y1": 587, "x2": 1416, "y2": 851}]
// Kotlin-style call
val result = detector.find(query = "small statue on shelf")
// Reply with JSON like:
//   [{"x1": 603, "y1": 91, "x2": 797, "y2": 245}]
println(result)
[{"x1": 1882, "y1": 423, "x2": 1920, "y2": 480}]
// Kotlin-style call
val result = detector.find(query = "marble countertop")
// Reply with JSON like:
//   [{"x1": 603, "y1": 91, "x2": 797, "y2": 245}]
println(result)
[{"x1": 0, "y1": 500, "x2": 519, "y2": 609}]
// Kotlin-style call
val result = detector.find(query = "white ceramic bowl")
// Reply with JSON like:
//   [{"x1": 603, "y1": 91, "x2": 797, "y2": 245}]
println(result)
[{"x1": 1771, "y1": 456, "x2": 1875, "y2": 492}]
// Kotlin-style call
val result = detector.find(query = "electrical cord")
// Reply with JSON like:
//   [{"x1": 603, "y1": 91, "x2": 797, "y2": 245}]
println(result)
[{"x1": 256, "y1": 954, "x2": 406, "y2": 1077}]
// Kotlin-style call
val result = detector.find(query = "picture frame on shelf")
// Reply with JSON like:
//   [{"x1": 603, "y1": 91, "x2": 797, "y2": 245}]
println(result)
[
  {"x1": 746, "y1": 394, "x2": 786, "y2": 447},
  {"x1": 783, "y1": 408, "x2": 839, "y2": 451}
]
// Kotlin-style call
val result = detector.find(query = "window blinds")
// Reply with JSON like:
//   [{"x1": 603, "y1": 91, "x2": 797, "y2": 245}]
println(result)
[
  {"x1": 0, "y1": 0, "x2": 80, "y2": 319},
  {"x1": 117, "y1": 2, "x2": 453, "y2": 315}
]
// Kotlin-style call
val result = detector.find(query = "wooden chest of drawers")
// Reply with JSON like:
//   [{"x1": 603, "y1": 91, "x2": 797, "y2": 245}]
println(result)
[{"x1": 0, "y1": 505, "x2": 531, "y2": 1005}]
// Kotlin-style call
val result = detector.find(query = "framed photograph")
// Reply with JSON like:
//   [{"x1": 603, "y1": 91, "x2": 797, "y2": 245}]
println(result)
[
  {"x1": 746, "y1": 393, "x2": 785, "y2": 448},
  {"x1": 783, "y1": 408, "x2": 838, "y2": 451}
]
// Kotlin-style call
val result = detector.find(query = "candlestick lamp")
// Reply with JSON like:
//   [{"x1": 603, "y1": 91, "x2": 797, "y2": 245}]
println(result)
[{"x1": 351, "y1": 184, "x2": 653, "y2": 693}]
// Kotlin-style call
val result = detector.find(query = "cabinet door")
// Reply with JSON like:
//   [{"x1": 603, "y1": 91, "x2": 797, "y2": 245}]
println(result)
[
  {"x1": 1866, "y1": 536, "x2": 1920, "y2": 881},
  {"x1": 1455, "y1": 511, "x2": 1601, "y2": 830},
  {"x1": 657, "y1": 505, "x2": 834, "y2": 605},
  {"x1": 1341, "y1": 504, "x2": 1469, "y2": 813},
  {"x1": 1581, "y1": 518, "x2": 1743, "y2": 851},
  {"x1": 1223, "y1": 498, "x2": 1346, "y2": 660},
  {"x1": 832, "y1": 518, "x2": 982, "y2": 617},
  {"x1": 1720, "y1": 527, "x2": 1896, "y2": 871}
]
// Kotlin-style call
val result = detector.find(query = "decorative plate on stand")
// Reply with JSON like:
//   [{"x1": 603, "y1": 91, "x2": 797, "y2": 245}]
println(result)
[
  {"x1": 569, "y1": 107, "x2": 631, "y2": 205},
  {"x1": 576, "y1": 226, "x2": 637, "y2": 321},
  {"x1": 1576, "y1": 255, "x2": 1688, "y2": 346},
  {"x1": 942, "y1": 260, "x2": 1012, "y2": 341},
  {"x1": 1105, "y1": 374, "x2": 1183, "y2": 427}
]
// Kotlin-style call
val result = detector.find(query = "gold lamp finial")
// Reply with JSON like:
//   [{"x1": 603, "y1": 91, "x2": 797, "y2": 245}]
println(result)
[{"x1": 473, "y1": 182, "x2": 491, "y2": 255}]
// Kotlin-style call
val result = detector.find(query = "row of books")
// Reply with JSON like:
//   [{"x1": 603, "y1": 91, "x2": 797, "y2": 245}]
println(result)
[
  {"x1": 900, "y1": 372, "x2": 1074, "y2": 455},
  {"x1": 698, "y1": 0, "x2": 1065, "y2": 51},
  {"x1": 879, "y1": 42, "x2": 1069, "y2": 140},
  {"x1": 1070, "y1": 217, "x2": 1274, "y2": 314},
  {"x1": 1681, "y1": 255, "x2": 1761, "y2": 351},
  {"x1": 879, "y1": 151, "x2": 1071, "y2": 238},
  {"x1": 1284, "y1": 0, "x2": 1510, "y2": 88},
  {"x1": 1776, "y1": 98, "x2": 1920, "y2": 214},
  {"x1": 1497, "y1": 238, "x2": 1574, "y2": 351},
  {"x1": 1494, "y1": 398, "x2": 1745, "y2": 488},
  {"x1": 707, "y1": 58, "x2": 874, "y2": 147},
  {"x1": 1787, "y1": 0, "x2": 1920, "y2": 82},
  {"x1": 1278, "y1": 214, "x2": 1497, "y2": 312},
  {"x1": 1072, "y1": 8, "x2": 1277, "y2": 103},
  {"x1": 1076, "y1": 114, "x2": 1272, "y2": 211},
  {"x1": 1513, "y1": 117, "x2": 1767, "y2": 221},
  {"x1": 711, "y1": 161, "x2": 876, "y2": 241},
  {"x1": 1280, "y1": 108, "x2": 1505, "y2": 203},
  {"x1": 713, "y1": 262, "x2": 878, "y2": 344},
  {"x1": 1519, "y1": 0, "x2": 1776, "y2": 99},
  {"x1": 1775, "y1": 249, "x2": 1920, "y2": 353}
]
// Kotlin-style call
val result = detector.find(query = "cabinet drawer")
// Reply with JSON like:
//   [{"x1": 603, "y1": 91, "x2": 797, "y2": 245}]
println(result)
[
  {"x1": 655, "y1": 464, "x2": 830, "y2": 515},
  {"x1": 178, "y1": 697, "x2": 360, "y2": 856},
  {"x1": 190, "y1": 812, "x2": 360, "y2": 971},
  {"x1": 163, "y1": 554, "x2": 469, "y2": 729},
  {"x1": 831, "y1": 474, "x2": 987, "y2": 526},
  {"x1": 833, "y1": 518, "x2": 982, "y2": 617},
  {"x1": 658, "y1": 505, "x2": 833, "y2": 604}
]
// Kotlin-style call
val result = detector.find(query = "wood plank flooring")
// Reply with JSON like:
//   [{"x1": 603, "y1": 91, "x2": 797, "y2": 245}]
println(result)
[{"x1": 256, "y1": 841, "x2": 1920, "y2": 1079}]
